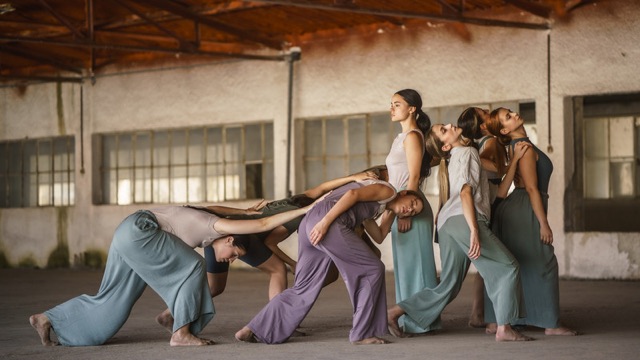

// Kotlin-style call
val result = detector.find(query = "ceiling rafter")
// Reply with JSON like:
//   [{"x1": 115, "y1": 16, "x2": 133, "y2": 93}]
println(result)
[
  {"x1": 243, "y1": 0, "x2": 551, "y2": 30},
  {"x1": 111, "y1": 0, "x2": 196, "y2": 51},
  {"x1": 0, "y1": 43, "x2": 83, "y2": 74},
  {"x1": 130, "y1": 0, "x2": 283, "y2": 49},
  {"x1": 37, "y1": 0, "x2": 86, "y2": 39}
]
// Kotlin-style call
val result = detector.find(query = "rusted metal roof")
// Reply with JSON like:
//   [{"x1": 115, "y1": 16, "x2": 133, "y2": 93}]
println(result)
[{"x1": 0, "y1": 0, "x2": 598, "y2": 86}]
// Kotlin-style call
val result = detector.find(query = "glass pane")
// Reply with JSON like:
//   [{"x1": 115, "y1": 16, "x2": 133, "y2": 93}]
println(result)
[
  {"x1": 225, "y1": 127, "x2": 242, "y2": 162},
  {"x1": 326, "y1": 158, "x2": 345, "y2": 182},
  {"x1": 370, "y1": 113, "x2": 392, "y2": 155},
  {"x1": 245, "y1": 125, "x2": 262, "y2": 162},
  {"x1": 349, "y1": 157, "x2": 368, "y2": 175},
  {"x1": 225, "y1": 163, "x2": 241, "y2": 200},
  {"x1": 171, "y1": 130, "x2": 187, "y2": 165},
  {"x1": 171, "y1": 165, "x2": 187, "y2": 203},
  {"x1": 153, "y1": 167, "x2": 170, "y2": 203},
  {"x1": 304, "y1": 120, "x2": 323, "y2": 157},
  {"x1": 134, "y1": 168, "x2": 151, "y2": 203},
  {"x1": 584, "y1": 159, "x2": 609, "y2": 199},
  {"x1": 585, "y1": 118, "x2": 608, "y2": 158},
  {"x1": 26, "y1": 172, "x2": 37, "y2": 206},
  {"x1": 425, "y1": 107, "x2": 440, "y2": 124},
  {"x1": 135, "y1": 133, "x2": 151, "y2": 167},
  {"x1": 348, "y1": 117, "x2": 367, "y2": 156},
  {"x1": 8, "y1": 174, "x2": 21, "y2": 207},
  {"x1": 264, "y1": 123, "x2": 274, "y2": 160},
  {"x1": 0, "y1": 173, "x2": 6, "y2": 207},
  {"x1": 206, "y1": 165, "x2": 224, "y2": 202},
  {"x1": 117, "y1": 169, "x2": 132, "y2": 205},
  {"x1": 305, "y1": 160, "x2": 323, "y2": 189},
  {"x1": 103, "y1": 135, "x2": 117, "y2": 170},
  {"x1": 154, "y1": 132, "x2": 170, "y2": 166},
  {"x1": 103, "y1": 166, "x2": 114, "y2": 204},
  {"x1": 37, "y1": 140, "x2": 51, "y2": 172},
  {"x1": 53, "y1": 140, "x2": 69, "y2": 171},
  {"x1": 117, "y1": 135, "x2": 132, "y2": 168},
  {"x1": 245, "y1": 163, "x2": 263, "y2": 199},
  {"x1": 206, "y1": 128, "x2": 223, "y2": 163},
  {"x1": 188, "y1": 129, "x2": 204, "y2": 164},
  {"x1": 325, "y1": 119, "x2": 345, "y2": 156},
  {"x1": 24, "y1": 142, "x2": 37, "y2": 172},
  {"x1": 611, "y1": 161, "x2": 634, "y2": 197},
  {"x1": 187, "y1": 165, "x2": 204, "y2": 203},
  {"x1": 440, "y1": 105, "x2": 465, "y2": 125},
  {"x1": 609, "y1": 117, "x2": 634, "y2": 158},
  {"x1": 264, "y1": 161, "x2": 274, "y2": 200}
]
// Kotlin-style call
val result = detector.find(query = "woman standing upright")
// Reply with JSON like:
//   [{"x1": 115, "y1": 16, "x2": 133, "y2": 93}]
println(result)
[
  {"x1": 382, "y1": 89, "x2": 439, "y2": 334},
  {"x1": 484, "y1": 108, "x2": 577, "y2": 336}
]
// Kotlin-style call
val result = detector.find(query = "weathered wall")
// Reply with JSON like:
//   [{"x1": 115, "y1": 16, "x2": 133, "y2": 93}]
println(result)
[{"x1": 0, "y1": 0, "x2": 638, "y2": 278}]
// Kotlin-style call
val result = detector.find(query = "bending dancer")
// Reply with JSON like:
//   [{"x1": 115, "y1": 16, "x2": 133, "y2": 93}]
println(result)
[
  {"x1": 387, "y1": 123, "x2": 530, "y2": 342},
  {"x1": 235, "y1": 179, "x2": 425, "y2": 345},
  {"x1": 484, "y1": 108, "x2": 578, "y2": 336},
  {"x1": 457, "y1": 106, "x2": 508, "y2": 328},
  {"x1": 29, "y1": 203, "x2": 315, "y2": 347},
  {"x1": 382, "y1": 89, "x2": 439, "y2": 335}
]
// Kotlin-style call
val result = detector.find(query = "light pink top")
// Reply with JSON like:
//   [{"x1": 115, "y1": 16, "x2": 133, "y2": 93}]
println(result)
[{"x1": 151, "y1": 206, "x2": 223, "y2": 248}]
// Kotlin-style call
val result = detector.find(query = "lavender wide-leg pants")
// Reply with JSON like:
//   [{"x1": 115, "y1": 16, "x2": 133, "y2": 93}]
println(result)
[{"x1": 247, "y1": 214, "x2": 388, "y2": 343}]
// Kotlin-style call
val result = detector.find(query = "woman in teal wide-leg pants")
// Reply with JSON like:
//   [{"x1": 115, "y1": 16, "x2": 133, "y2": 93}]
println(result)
[{"x1": 43, "y1": 210, "x2": 214, "y2": 346}]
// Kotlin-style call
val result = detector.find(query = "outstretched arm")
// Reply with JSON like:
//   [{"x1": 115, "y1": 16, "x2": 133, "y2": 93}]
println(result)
[
  {"x1": 213, "y1": 204, "x2": 309, "y2": 236},
  {"x1": 302, "y1": 171, "x2": 378, "y2": 200},
  {"x1": 309, "y1": 184, "x2": 395, "y2": 245},
  {"x1": 205, "y1": 199, "x2": 266, "y2": 216}
]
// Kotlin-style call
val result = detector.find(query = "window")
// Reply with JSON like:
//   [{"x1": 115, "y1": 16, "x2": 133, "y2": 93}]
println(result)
[
  {"x1": 296, "y1": 102, "x2": 536, "y2": 195},
  {"x1": 95, "y1": 123, "x2": 273, "y2": 205},
  {"x1": 295, "y1": 113, "x2": 396, "y2": 191},
  {"x1": 0, "y1": 136, "x2": 75, "y2": 207},
  {"x1": 567, "y1": 93, "x2": 640, "y2": 231}
]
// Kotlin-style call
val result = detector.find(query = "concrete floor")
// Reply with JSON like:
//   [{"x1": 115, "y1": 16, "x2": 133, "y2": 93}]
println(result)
[{"x1": 2, "y1": 268, "x2": 639, "y2": 360}]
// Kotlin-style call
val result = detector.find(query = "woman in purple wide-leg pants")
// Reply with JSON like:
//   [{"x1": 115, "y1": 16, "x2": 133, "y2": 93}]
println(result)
[{"x1": 236, "y1": 180, "x2": 426, "y2": 345}]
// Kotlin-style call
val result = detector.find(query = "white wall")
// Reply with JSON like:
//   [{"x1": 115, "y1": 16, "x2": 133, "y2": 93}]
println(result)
[{"x1": 1, "y1": 0, "x2": 638, "y2": 278}]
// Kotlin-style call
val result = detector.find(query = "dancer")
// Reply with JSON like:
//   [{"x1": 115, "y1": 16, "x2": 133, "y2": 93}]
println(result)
[
  {"x1": 235, "y1": 179, "x2": 425, "y2": 345},
  {"x1": 382, "y1": 89, "x2": 439, "y2": 335},
  {"x1": 484, "y1": 107, "x2": 578, "y2": 336},
  {"x1": 387, "y1": 122, "x2": 530, "y2": 342},
  {"x1": 457, "y1": 106, "x2": 507, "y2": 327},
  {"x1": 29, "y1": 202, "x2": 316, "y2": 347}
]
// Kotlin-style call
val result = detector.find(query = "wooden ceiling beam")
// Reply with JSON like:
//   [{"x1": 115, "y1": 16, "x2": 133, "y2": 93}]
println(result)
[
  {"x1": 129, "y1": 0, "x2": 283, "y2": 49},
  {"x1": 0, "y1": 74, "x2": 84, "y2": 84},
  {"x1": 504, "y1": 0, "x2": 553, "y2": 19},
  {"x1": 37, "y1": 0, "x2": 87, "y2": 39},
  {"x1": 0, "y1": 44, "x2": 83, "y2": 74},
  {"x1": 244, "y1": 0, "x2": 550, "y2": 30},
  {"x1": 0, "y1": 35, "x2": 285, "y2": 61},
  {"x1": 112, "y1": 0, "x2": 196, "y2": 51}
]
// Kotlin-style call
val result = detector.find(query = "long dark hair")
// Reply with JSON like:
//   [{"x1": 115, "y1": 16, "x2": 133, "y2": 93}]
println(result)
[{"x1": 394, "y1": 89, "x2": 433, "y2": 180}]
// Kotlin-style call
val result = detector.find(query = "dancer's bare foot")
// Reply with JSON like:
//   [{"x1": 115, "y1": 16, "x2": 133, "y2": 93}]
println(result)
[
  {"x1": 485, "y1": 322, "x2": 497, "y2": 335},
  {"x1": 29, "y1": 314, "x2": 58, "y2": 346},
  {"x1": 387, "y1": 305, "x2": 405, "y2": 338},
  {"x1": 353, "y1": 336, "x2": 389, "y2": 345},
  {"x1": 155, "y1": 309, "x2": 174, "y2": 334},
  {"x1": 235, "y1": 326, "x2": 257, "y2": 343},
  {"x1": 495, "y1": 325, "x2": 533, "y2": 342},
  {"x1": 170, "y1": 326, "x2": 214, "y2": 346},
  {"x1": 545, "y1": 327, "x2": 579, "y2": 336}
]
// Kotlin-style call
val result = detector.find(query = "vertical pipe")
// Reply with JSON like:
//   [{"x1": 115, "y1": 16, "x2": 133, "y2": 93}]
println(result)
[
  {"x1": 80, "y1": 83, "x2": 85, "y2": 174},
  {"x1": 547, "y1": 32, "x2": 553, "y2": 153},
  {"x1": 285, "y1": 48, "x2": 301, "y2": 197}
]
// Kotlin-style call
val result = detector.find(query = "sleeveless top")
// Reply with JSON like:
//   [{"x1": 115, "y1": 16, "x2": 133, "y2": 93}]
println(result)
[
  {"x1": 477, "y1": 135, "x2": 500, "y2": 181},
  {"x1": 151, "y1": 206, "x2": 224, "y2": 248},
  {"x1": 511, "y1": 137, "x2": 553, "y2": 194},
  {"x1": 386, "y1": 128, "x2": 425, "y2": 190},
  {"x1": 315, "y1": 180, "x2": 397, "y2": 228}
]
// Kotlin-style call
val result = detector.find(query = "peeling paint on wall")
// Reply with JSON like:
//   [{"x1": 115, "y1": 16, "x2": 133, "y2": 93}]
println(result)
[
  {"x1": 47, "y1": 207, "x2": 70, "y2": 268},
  {"x1": 56, "y1": 82, "x2": 66, "y2": 135}
]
